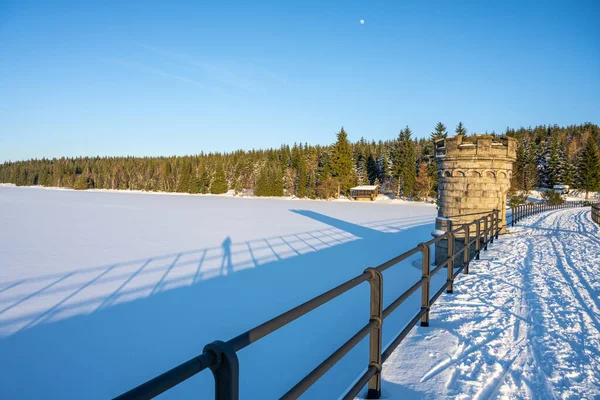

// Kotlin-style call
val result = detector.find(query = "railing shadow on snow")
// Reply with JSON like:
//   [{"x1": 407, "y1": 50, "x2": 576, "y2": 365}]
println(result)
[
  {"x1": 0, "y1": 213, "x2": 434, "y2": 337},
  {"x1": 0, "y1": 211, "x2": 436, "y2": 400},
  {"x1": 113, "y1": 202, "x2": 594, "y2": 400}
]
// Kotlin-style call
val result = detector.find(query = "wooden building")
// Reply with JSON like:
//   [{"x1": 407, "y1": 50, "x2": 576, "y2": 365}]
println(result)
[{"x1": 349, "y1": 185, "x2": 379, "y2": 201}]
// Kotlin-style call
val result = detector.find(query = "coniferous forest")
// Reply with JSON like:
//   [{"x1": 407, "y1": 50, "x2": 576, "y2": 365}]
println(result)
[{"x1": 1, "y1": 122, "x2": 599, "y2": 200}]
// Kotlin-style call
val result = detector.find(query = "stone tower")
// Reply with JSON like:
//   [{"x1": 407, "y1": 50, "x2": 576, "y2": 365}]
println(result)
[{"x1": 433, "y1": 134, "x2": 517, "y2": 264}]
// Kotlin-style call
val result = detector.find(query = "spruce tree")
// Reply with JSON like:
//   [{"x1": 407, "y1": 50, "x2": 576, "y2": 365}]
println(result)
[
  {"x1": 331, "y1": 127, "x2": 354, "y2": 196},
  {"x1": 74, "y1": 174, "x2": 91, "y2": 190},
  {"x1": 546, "y1": 136, "x2": 564, "y2": 187},
  {"x1": 455, "y1": 122, "x2": 467, "y2": 136},
  {"x1": 176, "y1": 162, "x2": 192, "y2": 193},
  {"x1": 295, "y1": 149, "x2": 308, "y2": 197},
  {"x1": 577, "y1": 136, "x2": 600, "y2": 199},
  {"x1": 392, "y1": 126, "x2": 416, "y2": 198},
  {"x1": 431, "y1": 122, "x2": 447, "y2": 141},
  {"x1": 366, "y1": 154, "x2": 378, "y2": 185},
  {"x1": 210, "y1": 165, "x2": 228, "y2": 194},
  {"x1": 415, "y1": 161, "x2": 432, "y2": 201}
]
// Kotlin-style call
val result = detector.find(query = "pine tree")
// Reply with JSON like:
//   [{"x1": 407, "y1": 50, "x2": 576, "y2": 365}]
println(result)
[
  {"x1": 577, "y1": 136, "x2": 600, "y2": 199},
  {"x1": 546, "y1": 136, "x2": 564, "y2": 187},
  {"x1": 331, "y1": 127, "x2": 354, "y2": 196},
  {"x1": 393, "y1": 126, "x2": 416, "y2": 198},
  {"x1": 177, "y1": 161, "x2": 192, "y2": 193},
  {"x1": 415, "y1": 161, "x2": 432, "y2": 201},
  {"x1": 366, "y1": 154, "x2": 378, "y2": 185},
  {"x1": 74, "y1": 174, "x2": 91, "y2": 190},
  {"x1": 431, "y1": 122, "x2": 447, "y2": 141},
  {"x1": 210, "y1": 165, "x2": 228, "y2": 194},
  {"x1": 296, "y1": 157, "x2": 308, "y2": 198},
  {"x1": 455, "y1": 122, "x2": 467, "y2": 136}
]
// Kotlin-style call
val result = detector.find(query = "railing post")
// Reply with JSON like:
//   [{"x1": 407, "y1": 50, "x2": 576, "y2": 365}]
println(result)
[
  {"x1": 364, "y1": 267, "x2": 383, "y2": 399},
  {"x1": 494, "y1": 210, "x2": 499, "y2": 239},
  {"x1": 463, "y1": 224, "x2": 470, "y2": 274},
  {"x1": 484, "y1": 216, "x2": 488, "y2": 251},
  {"x1": 204, "y1": 341, "x2": 240, "y2": 400},
  {"x1": 419, "y1": 244, "x2": 431, "y2": 327},
  {"x1": 511, "y1": 206, "x2": 515, "y2": 227},
  {"x1": 490, "y1": 214, "x2": 494, "y2": 244},
  {"x1": 475, "y1": 218, "x2": 481, "y2": 260},
  {"x1": 447, "y1": 231, "x2": 455, "y2": 294}
]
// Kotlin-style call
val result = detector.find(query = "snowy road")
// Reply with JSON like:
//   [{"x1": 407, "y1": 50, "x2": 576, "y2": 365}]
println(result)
[{"x1": 381, "y1": 208, "x2": 600, "y2": 399}]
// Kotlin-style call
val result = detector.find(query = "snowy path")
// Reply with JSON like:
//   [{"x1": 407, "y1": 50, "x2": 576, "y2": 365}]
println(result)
[{"x1": 381, "y1": 208, "x2": 600, "y2": 399}]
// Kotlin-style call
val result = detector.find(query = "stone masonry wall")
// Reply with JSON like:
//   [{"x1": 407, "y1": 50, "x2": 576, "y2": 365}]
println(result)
[{"x1": 433, "y1": 134, "x2": 517, "y2": 265}]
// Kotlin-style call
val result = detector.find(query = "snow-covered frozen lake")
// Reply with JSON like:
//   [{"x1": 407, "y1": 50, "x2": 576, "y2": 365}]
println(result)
[{"x1": 0, "y1": 186, "x2": 437, "y2": 399}]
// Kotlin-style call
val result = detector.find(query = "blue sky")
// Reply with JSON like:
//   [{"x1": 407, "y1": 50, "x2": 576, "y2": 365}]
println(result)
[{"x1": 1, "y1": 0, "x2": 599, "y2": 162}]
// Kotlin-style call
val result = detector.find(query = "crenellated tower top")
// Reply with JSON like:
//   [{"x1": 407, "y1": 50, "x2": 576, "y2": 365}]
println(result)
[{"x1": 435, "y1": 134, "x2": 517, "y2": 160}]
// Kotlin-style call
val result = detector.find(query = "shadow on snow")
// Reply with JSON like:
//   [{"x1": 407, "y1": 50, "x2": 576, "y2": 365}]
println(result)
[{"x1": 0, "y1": 210, "x2": 436, "y2": 399}]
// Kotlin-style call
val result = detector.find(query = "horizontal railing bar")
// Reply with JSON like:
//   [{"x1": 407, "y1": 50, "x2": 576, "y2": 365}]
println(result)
[
  {"x1": 381, "y1": 308, "x2": 427, "y2": 362},
  {"x1": 342, "y1": 365, "x2": 378, "y2": 400},
  {"x1": 450, "y1": 225, "x2": 466, "y2": 235},
  {"x1": 280, "y1": 320, "x2": 376, "y2": 399},
  {"x1": 113, "y1": 351, "x2": 216, "y2": 400},
  {"x1": 453, "y1": 246, "x2": 467, "y2": 258},
  {"x1": 430, "y1": 280, "x2": 451, "y2": 305},
  {"x1": 421, "y1": 233, "x2": 449, "y2": 247},
  {"x1": 445, "y1": 209, "x2": 496, "y2": 218},
  {"x1": 229, "y1": 271, "x2": 371, "y2": 352},
  {"x1": 382, "y1": 277, "x2": 427, "y2": 319},
  {"x1": 453, "y1": 264, "x2": 466, "y2": 278},
  {"x1": 431, "y1": 261, "x2": 447, "y2": 277},
  {"x1": 375, "y1": 246, "x2": 422, "y2": 273}
]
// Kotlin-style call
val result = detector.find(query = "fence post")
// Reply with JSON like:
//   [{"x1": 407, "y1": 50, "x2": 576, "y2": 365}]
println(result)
[
  {"x1": 364, "y1": 267, "x2": 383, "y2": 399},
  {"x1": 419, "y1": 244, "x2": 431, "y2": 327},
  {"x1": 447, "y1": 231, "x2": 455, "y2": 294},
  {"x1": 484, "y1": 216, "x2": 489, "y2": 251},
  {"x1": 475, "y1": 218, "x2": 481, "y2": 260},
  {"x1": 494, "y1": 210, "x2": 499, "y2": 239},
  {"x1": 511, "y1": 206, "x2": 515, "y2": 227},
  {"x1": 490, "y1": 214, "x2": 494, "y2": 244},
  {"x1": 463, "y1": 224, "x2": 470, "y2": 274},
  {"x1": 204, "y1": 341, "x2": 240, "y2": 400}
]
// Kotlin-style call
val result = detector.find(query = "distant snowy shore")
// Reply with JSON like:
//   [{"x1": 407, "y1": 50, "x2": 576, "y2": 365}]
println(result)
[{"x1": 0, "y1": 183, "x2": 437, "y2": 206}]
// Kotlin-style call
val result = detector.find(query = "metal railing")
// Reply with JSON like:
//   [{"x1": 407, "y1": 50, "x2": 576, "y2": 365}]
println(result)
[
  {"x1": 116, "y1": 201, "x2": 592, "y2": 400},
  {"x1": 511, "y1": 200, "x2": 588, "y2": 227},
  {"x1": 592, "y1": 202, "x2": 600, "y2": 225}
]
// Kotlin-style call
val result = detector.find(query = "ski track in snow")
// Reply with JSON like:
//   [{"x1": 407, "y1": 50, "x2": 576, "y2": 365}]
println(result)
[{"x1": 380, "y1": 208, "x2": 600, "y2": 400}]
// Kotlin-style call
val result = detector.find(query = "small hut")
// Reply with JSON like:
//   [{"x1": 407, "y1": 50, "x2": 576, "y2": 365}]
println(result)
[{"x1": 349, "y1": 185, "x2": 379, "y2": 201}]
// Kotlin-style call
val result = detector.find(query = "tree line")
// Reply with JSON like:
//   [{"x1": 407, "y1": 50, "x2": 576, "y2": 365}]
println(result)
[
  {"x1": 508, "y1": 123, "x2": 600, "y2": 199},
  {"x1": 1, "y1": 122, "x2": 599, "y2": 200}
]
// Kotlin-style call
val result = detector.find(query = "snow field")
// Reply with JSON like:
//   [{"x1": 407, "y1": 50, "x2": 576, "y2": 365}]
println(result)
[{"x1": 0, "y1": 186, "x2": 438, "y2": 399}]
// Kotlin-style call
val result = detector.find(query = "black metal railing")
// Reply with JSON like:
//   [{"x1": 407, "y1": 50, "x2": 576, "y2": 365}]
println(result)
[
  {"x1": 592, "y1": 202, "x2": 600, "y2": 225},
  {"x1": 511, "y1": 200, "x2": 587, "y2": 227},
  {"x1": 116, "y1": 202, "x2": 592, "y2": 400}
]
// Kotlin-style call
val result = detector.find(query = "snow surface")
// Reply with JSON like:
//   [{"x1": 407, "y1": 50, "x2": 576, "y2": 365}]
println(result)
[
  {"x1": 0, "y1": 185, "x2": 438, "y2": 399},
  {"x1": 379, "y1": 207, "x2": 600, "y2": 399},
  {"x1": 526, "y1": 188, "x2": 600, "y2": 202}
]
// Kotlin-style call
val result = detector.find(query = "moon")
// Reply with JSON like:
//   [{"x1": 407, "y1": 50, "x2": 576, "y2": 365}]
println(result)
[{"x1": 360, "y1": 19, "x2": 365, "y2": 25}]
